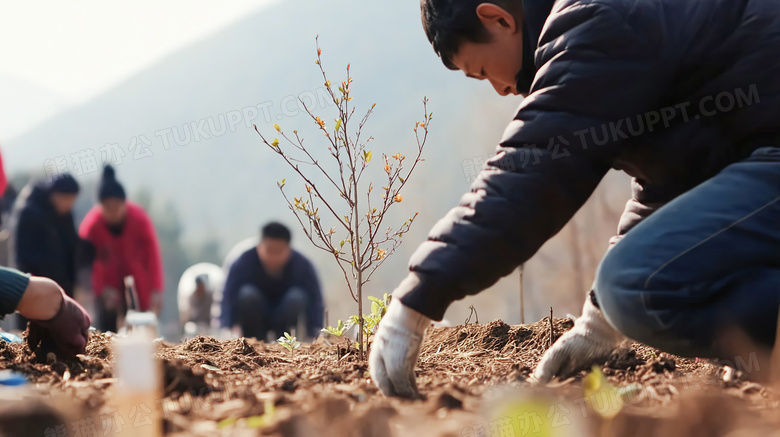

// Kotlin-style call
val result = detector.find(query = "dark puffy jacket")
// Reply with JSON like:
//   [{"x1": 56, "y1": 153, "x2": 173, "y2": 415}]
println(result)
[
  {"x1": 397, "y1": 0, "x2": 780, "y2": 320},
  {"x1": 8, "y1": 184, "x2": 85, "y2": 296}
]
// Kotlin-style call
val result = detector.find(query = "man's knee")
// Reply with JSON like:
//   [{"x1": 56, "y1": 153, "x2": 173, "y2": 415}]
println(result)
[
  {"x1": 594, "y1": 246, "x2": 654, "y2": 341},
  {"x1": 236, "y1": 285, "x2": 268, "y2": 313},
  {"x1": 281, "y1": 287, "x2": 308, "y2": 313}
]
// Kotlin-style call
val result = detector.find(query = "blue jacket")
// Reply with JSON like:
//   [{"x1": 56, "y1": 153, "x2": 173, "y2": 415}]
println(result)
[
  {"x1": 220, "y1": 248, "x2": 324, "y2": 335},
  {"x1": 397, "y1": 0, "x2": 780, "y2": 320}
]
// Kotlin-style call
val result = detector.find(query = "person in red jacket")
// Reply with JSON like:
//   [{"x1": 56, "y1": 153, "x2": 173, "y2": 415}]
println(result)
[{"x1": 79, "y1": 165, "x2": 164, "y2": 332}]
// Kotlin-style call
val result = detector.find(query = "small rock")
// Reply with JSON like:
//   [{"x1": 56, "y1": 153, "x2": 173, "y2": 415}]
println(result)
[{"x1": 742, "y1": 382, "x2": 762, "y2": 395}]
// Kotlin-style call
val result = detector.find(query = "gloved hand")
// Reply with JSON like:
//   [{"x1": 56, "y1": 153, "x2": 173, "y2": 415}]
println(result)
[
  {"x1": 532, "y1": 294, "x2": 625, "y2": 382},
  {"x1": 28, "y1": 289, "x2": 91, "y2": 356},
  {"x1": 369, "y1": 298, "x2": 431, "y2": 398}
]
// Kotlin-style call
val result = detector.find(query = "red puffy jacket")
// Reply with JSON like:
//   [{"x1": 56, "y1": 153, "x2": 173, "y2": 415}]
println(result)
[{"x1": 79, "y1": 202, "x2": 163, "y2": 311}]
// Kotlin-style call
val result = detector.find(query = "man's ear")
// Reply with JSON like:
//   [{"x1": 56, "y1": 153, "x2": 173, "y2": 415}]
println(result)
[{"x1": 475, "y1": 3, "x2": 517, "y2": 33}]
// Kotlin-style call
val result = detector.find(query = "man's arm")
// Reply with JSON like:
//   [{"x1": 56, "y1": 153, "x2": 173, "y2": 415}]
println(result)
[
  {"x1": 296, "y1": 257, "x2": 324, "y2": 337},
  {"x1": 16, "y1": 276, "x2": 64, "y2": 321},
  {"x1": 220, "y1": 260, "x2": 243, "y2": 328},
  {"x1": 394, "y1": 1, "x2": 674, "y2": 321},
  {"x1": 0, "y1": 267, "x2": 91, "y2": 356}
]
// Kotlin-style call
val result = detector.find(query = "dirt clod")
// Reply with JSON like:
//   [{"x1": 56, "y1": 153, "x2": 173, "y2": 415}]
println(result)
[
  {"x1": 606, "y1": 348, "x2": 645, "y2": 371},
  {"x1": 651, "y1": 356, "x2": 677, "y2": 373},
  {"x1": 480, "y1": 320, "x2": 511, "y2": 350}
]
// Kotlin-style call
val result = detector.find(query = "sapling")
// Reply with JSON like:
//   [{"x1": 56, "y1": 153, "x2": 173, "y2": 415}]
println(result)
[
  {"x1": 277, "y1": 332, "x2": 300, "y2": 358},
  {"x1": 255, "y1": 37, "x2": 430, "y2": 361},
  {"x1": 321, "y1": 319, "x2": 349, "y2": 338},
  {"x1": 346, "y1": 293, "x2": 391, "y2": 351},
  {"x1": 321, "y1": 319, "x2": 350, "y2": 358}
]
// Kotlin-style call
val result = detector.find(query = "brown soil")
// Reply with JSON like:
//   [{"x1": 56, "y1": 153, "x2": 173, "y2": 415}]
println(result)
[{"x1": 0, "y1": 317, "x2": 777, "y2": 437}]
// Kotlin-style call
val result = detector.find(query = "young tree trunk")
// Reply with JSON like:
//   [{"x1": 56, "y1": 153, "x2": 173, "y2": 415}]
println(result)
[
  {"x1": 351, "y1": 150, "x2": 365, "y2": 361},
  {"x1": 357, "y1": 270, "x2": 364, "y2": 361}
]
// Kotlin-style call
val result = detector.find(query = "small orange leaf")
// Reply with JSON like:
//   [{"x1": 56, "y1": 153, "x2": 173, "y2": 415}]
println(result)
[{"x1": 394, "y1": 194, "x2": 403, "y2": 202}]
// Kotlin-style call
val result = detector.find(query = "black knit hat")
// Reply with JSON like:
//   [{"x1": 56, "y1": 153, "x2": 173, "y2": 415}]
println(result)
[
  {"x1": 42, "y1": 173, "x2": 80, "y2": 194},
  {"x1": 98, "y1": 165, "x2": 126, "y2": 201}
]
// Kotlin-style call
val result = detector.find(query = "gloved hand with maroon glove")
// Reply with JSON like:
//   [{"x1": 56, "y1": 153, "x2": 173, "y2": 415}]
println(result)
[{"x1": 26, "y1": 282, "x2": 92, "y2": 357}]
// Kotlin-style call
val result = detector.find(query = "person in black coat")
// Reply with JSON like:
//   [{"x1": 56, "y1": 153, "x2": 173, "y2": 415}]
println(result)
[
  {"x1": 370, "y1": 0, "x2": 780, "y2": 397},
  {"x1": 9, "y1": 174, "x2": 89, "y2": 299}
]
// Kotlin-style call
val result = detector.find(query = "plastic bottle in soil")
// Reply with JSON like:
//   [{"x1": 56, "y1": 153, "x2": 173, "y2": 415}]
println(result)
[
  {"x1": 112, "y1": 329, "x2": 163, "y2": 437},
  {"x1": 122, "y1": 275, "x2": 159, "y2": 337}
]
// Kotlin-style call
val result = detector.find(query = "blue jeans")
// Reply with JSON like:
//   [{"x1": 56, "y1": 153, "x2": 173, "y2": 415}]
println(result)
[
  {"x1": 236, "y1": 285, "x2": 308, "y2": 341},
  {"x1": 595, "y1": 147, "x2": 780, "y2": 358}
]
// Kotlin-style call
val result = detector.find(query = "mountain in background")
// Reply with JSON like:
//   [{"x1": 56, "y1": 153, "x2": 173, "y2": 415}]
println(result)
[
  {"x1": 4, "y1": 0, "x2": 630, "y2": 324},
  {"x1": 0, "y1": 73, "x2": 71, "y2": 141}
]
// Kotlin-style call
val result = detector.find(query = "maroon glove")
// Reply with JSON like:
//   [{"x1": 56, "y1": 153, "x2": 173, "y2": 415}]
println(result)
[{"x1": 28, "y1": 290, "x2": 91, "y2": 357}]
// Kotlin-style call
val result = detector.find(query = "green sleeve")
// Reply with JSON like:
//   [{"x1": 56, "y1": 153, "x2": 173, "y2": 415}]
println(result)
[{"x1": 0, "y1": 267, "x2": 31, "y2": 316}]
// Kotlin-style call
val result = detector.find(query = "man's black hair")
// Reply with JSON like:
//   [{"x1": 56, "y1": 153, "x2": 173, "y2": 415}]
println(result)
[
  {"x1": 261, "y1": 222, "x2": 292, "y2": 243},
  {"x1": 421, "y1": 0, "x2": 523, "y2": 70}
]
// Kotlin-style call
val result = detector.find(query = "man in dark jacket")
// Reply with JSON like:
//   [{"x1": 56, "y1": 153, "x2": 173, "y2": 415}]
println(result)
[
  {"x1": 9, "y1": 173, "x2": 87, "y2": 299},
  {"x1": 370, "y1": 0, "x2": 780, "y2": 397},
  {"x1": 221, "y1": 222, "x2": 324, "y2": 340}
]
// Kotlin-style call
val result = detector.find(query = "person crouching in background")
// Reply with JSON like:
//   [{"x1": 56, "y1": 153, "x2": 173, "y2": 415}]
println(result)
[
  {"x1": 221, "y1": 222, "x2": 324, "y2": 341},
  {"x1": 79, "y1": 165, "x2": 164, "y2": 332},
  {"x1": 182, "y1": 274, "x2": 214, "y2": 335},
  {"x1": 8, "y1": 173, "x2": 93, "y2": 330}
]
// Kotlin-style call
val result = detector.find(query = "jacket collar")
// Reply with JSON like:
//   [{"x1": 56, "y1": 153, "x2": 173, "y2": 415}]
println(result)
[{"x1": 516, "y1": 0, "x2": 557, "y2": 94}]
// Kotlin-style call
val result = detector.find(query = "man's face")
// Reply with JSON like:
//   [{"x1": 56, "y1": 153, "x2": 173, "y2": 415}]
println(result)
[
  {"x1": 100, "y1": 198, "x2": 127, "y2": 226},
  {"x1": 49, "y1": 192, "x2": 77, "y2": 215},
  {"x1": 257, "y1": 238, "x2": 291, "y2": 276},
  {"x1": 449, "y1": 3, "x2": 524, "y2": 97}
]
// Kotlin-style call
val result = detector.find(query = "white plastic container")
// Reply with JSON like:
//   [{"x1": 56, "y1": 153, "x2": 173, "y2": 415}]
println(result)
[{"x1": 111, "y1": 329, "x2": 163, "y2": 437}]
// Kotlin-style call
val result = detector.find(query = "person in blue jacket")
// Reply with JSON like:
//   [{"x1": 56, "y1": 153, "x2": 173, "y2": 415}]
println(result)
[
  {"x1": 370, "y1": 0, "x2": 780, "y2": 397},
  {"x1": 221, "y1": 222, "x2": 324, "y2": 340}
]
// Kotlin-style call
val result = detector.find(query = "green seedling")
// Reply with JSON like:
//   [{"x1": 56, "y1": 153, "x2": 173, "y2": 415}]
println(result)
[
  {"x1": 349, "y1": 293, "x2": 392, "y2": 351},
  {"x1": 277, "y1": 332, "x2": 300, "y2": 358},
  {"x1": 321, "y1": 319, "x2": 349, "y2": 337},
  {"x1": 322, "y1": 319, "x2": 351, "y2": 358}
]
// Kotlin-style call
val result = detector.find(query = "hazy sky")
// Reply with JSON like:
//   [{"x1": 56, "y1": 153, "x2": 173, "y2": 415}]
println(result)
[{"x1": 0, "y1": 0, "x2": 278, "y2": 102}]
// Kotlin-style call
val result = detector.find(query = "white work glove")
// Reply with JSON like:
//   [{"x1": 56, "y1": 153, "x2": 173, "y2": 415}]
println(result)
[
  {"x1": 533, "y1": 295, "x2": 625, "y2": 383},
  {"x1": 369, "y1": 298, "x2": 431, "y2": 398}
]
